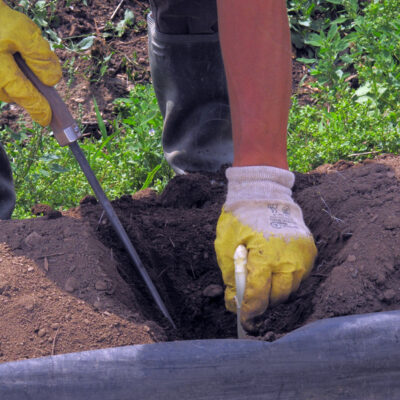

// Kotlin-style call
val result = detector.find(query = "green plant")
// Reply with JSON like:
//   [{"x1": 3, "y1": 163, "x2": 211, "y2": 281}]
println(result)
[
  {"x1": 14, "y1": 0, "x2": 62, "y2": 45},
  {"x1": 287, "y1": 0, "x2": 359, "y2": 52},
  {"x1": 288, "y1": 0, "x2": 400, "y2": 171},
  {"x1": 287, "y1": 95, "x2": 400, "y2": 172},
  {"x1": 350, "y1": 1, "x2": 400, "y2": 110},
  {"x1": 103, "y1": 9, "x2": 135, "y2": 39},
  {"x1": 115, "y1": 9, "x2": 135, "y2": 37},
  {"x1": 1, "y1": 85, "x2": 172, "y2": 219},
  {"x1": 65, "y1": 35, "x2": 96, "y2": 52},
  {"x1": 62, "y1": 56, "x2": 77, "y2": 87},
  {"x1": 298, "y1": 22, "x2": 353, "y2": 90}
]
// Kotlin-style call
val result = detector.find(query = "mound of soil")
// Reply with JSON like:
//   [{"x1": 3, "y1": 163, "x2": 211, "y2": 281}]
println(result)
[{"x1": 2, "y1": 155, "x2": 400, "y2": 362}]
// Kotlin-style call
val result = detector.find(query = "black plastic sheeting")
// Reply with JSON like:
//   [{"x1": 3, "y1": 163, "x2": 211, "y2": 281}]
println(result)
[{"x1": 1, "y1": 310, "x2": 400, "y2": 399}]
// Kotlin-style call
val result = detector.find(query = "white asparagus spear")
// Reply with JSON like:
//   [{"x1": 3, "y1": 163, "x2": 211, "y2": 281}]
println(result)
[{"x1": 234, "y1": 245, "x2": 248, "y2": 339}]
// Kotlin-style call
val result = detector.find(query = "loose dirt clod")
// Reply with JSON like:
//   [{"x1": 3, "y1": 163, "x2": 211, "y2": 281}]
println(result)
[
  {"x1": 73, "y1": 156, "x2": 400, "y2": 339},
  {"x1": 202, "y1": 284, "x2": 224, "y2": 298},
  {"x1": 95, "y1": 280, "x2": 108, "y2": 291},
  {"x1": 64, "y1": 277, "x2": 79, "y2": 293}
]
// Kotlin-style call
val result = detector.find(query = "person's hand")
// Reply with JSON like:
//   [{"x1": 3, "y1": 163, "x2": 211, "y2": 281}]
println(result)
[
  {"x1": 215, "y1": 166, "x2": 317, "y2": 329},
  {"x1": 0, "y1": 1, "x2": 61, "y2": 125}
]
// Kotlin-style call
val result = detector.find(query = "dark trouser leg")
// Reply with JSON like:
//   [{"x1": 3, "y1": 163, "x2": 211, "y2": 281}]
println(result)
[
  {"x1": 0, "y1": 143, "x2": 15, "y2": 219},
  {"x1": 148, "y1": 0, "x2": 233, "y2": 174}
]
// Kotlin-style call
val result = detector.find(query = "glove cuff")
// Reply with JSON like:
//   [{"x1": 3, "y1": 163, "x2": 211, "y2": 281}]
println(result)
[
  {"x1": 225, "y1": 166, "x2": 295, "y2": 207},
  {"x1": 226, "y1": 166, "x2": 294, "y2": 188}
]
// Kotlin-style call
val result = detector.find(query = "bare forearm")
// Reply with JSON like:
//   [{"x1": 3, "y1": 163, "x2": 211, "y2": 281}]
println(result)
[{"x1": 217, "y1": 0, "x2": 292, "y2": 169}]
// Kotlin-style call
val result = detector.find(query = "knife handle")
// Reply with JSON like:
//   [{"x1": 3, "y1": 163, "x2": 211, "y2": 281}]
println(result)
[{"x1": 14, "y1": 52, "x2": 81, "y2": 146}]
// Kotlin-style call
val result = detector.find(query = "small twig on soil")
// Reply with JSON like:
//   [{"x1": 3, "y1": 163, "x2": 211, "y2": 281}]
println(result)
[
  {"x1": 132, "y1": 0, "x2": 148, "y2": 10},
  {"x1": 51, "y1": 327, "x2": 61, "y2": 356},
  {"x1": 345, "y1": 74, "x2": 358, "y2": 82},
  {"x1": 334, "y1": 171, "x2": 347, "y2": 181},
  {"x1": 168, "y1": 237, "x2": 176, "y2": 248},
  {"x1": 190, "y1": 263, "x2": 196, "y2": 279},
  {"x1": 37, "y1": 252, "x2": 65, "y2": 259},
  {"x1": 110, "y1": 0, "x2": 124, "y2": 21},
  {"x1": 157, "y1": 265, "x2": 171, "y2": 278},
  {"x1": 348, "y1": 150, "x2": 381, "y2": 157},
  {"x1": 322, "y1": 208, "x2": 344, "y2": 224},
  {"x1": 120, "y1": 36, "x2": 147, "y2": 46},
  {"x1": 44, "y1": 256, "x2": 49, "y2": 272},
  {"x1": 320, "y1": 195, "x2": 344, "y2": 224},
  {"x1": 97, "y1": 211, "x2": 105, "y2": 231}
]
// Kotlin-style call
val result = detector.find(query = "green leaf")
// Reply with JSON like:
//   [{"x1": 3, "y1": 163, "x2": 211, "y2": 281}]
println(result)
[
  {"x1": 327, "y1": 23, "x2": 338, "y2": 41},
  {"x1": 92, "y1": 132, "x2": 117, "y2": 162},
  {"x1": 39, "y1": 154, "x2": 60, "y2": 162},
  {"x1": 355, "y1": 84, "x2": 371, "y2": 97},
  {"x1": 297, "y1": 57, "x2": 317, "y2": 64},
  {"x1": 305, "y1": 33, "x2": 324, "y2": 47},
  {"x1": 355, "y1": 95, "x2": 374, "y2": 104},
  {"x1": 116, "y1": 9, "x2": 135, "y2": 37},
  {"x1": 75, "y1": 35, "x2": 95, "y2": 51},
  {"x1": 93, "y1": 97, "x2": 108, "y2": 140},
  {"x1": 140, "y1": 164, "x2": 161, "y2": 190},
  {"x1": 49, "y1": 164, "x2": 69, "y2": 173}
]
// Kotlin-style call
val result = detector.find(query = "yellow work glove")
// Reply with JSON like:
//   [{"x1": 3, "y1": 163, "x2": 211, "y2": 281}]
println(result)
[
  {"x1": 215, "y1": 166, "x2": 317, "y2": 328},
  {"x1": 0, "y1": 1, "x2": 61, "y2": 126}
]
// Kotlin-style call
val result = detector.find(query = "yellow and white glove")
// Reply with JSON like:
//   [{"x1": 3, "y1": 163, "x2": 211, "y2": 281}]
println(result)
[
  {"x1": 0, "y1": 0, "x2": 61, "y2": 125},
  {"x1": 215, "y1": 166, "x2": 317, "y2": 327}
]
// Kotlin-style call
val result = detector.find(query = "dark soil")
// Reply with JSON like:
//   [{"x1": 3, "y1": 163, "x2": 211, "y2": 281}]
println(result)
[
  {"x1": 1, "y1": 0, "x2": 399, "y2": 363},
  {"x1": 76, "y1": 156, "x2": 400, "y2": 341},
  {"x1": 2, "y1": 156, "x2": 400, "y2": 362}
]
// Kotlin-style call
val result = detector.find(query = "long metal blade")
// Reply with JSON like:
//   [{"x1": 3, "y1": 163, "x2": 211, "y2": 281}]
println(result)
[
  {"x1": 69, "y1": 142, "x2": 176, "y2": 329},
  {"x1": 12, "y1": 54, "x2": 175, "y2": 328}
]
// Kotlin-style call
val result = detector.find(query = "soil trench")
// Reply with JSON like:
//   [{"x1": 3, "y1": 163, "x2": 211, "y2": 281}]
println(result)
[{"x1": 2, "y1": 156, "x2": 400, "y2": 362}]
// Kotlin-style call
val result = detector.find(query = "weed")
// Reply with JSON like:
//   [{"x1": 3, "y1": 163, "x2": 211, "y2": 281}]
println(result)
[
  {"x1": 62, "y1": 57, "x2": 77, "y2": 87},
  {"x1": 0, "y1": 85, "x2": 172, "y2": 219},
  {"x1": 289, "y1": 0, "x2": 400, "y2": 171},
  {"x1": 103, "y1": 9, "x2": 135, "y2": 38},
  {"x1": 14, "y1": 0, "x2": 62, "y2": 45}
]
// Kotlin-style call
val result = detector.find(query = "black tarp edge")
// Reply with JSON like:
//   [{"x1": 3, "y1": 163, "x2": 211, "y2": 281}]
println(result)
[{"x1": 0, "y1": 310, "x2": 399, "y2": 399}]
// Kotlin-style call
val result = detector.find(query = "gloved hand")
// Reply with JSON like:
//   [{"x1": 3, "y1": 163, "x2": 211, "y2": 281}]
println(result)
[
  {"x1": 215, "y1": 166, "x2": 317, "y2": 328},
  {"x1": 0, "y1": 0, "x2": 61, "y2": 126}
]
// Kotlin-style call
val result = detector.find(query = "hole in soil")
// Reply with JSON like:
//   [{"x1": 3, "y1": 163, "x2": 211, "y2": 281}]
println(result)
[{"x1": 80, "y1": 161, "x2": 400, "y2": 341}]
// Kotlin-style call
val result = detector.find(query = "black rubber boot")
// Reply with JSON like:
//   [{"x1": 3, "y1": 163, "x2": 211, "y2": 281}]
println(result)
[
  {"x1": 0, "y1": 143, "x2": 15, "y2": 219},
  {"x1": 147, "y1": 13, "x2": 233, "y2": 174}
]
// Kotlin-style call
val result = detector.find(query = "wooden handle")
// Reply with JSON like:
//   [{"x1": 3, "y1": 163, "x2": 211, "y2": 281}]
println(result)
[{"x1": 14, "y1": 53, "x2": 81, "y2": 146}]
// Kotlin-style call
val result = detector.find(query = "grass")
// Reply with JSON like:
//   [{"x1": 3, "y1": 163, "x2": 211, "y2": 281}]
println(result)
[
  {"x1": 288, "y1": 95, "x2": 400, "y2": 172},
  {"x1": 287, "y1": 0, "x2": 400, "y2": 171},
  {"x1": 0, "y1": 86, "x2": 173, "y2": 219},
  {"x1": 1, "y1": 0, "x2": 400, "y2": 218}
]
